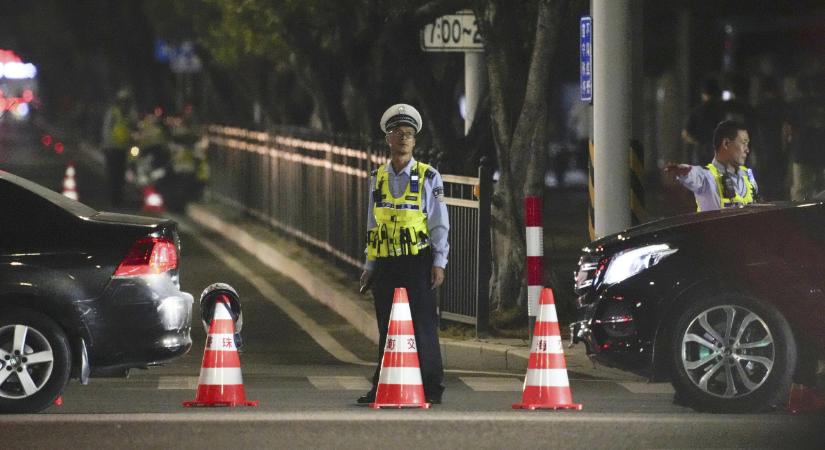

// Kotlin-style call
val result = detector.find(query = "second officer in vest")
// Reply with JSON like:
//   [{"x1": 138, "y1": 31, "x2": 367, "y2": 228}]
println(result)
[
  {"x1": 357, "y1": 104, "x2": 450, "y2": 405},
  {"x1": 665, "y1": 120, "x2": 758, "y2": 211}
]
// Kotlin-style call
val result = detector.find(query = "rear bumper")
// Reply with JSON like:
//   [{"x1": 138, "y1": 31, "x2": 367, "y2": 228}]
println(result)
[{"x1": 80, "y1": 274, "x2": 193, "y2": 370}]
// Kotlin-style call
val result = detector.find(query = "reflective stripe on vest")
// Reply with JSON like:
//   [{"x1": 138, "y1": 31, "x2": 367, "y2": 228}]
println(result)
[
  {"x1": 367, "y1": 163, "x2": 431, "y2": 259},
  {"x1": 697, "y1": 163, "x2": 755, "y2": 212}
]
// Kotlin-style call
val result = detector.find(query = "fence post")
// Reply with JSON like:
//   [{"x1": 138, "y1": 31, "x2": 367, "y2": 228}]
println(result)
[{"x1": 476, "y1": 157, "x2": 492, "y2": 337}]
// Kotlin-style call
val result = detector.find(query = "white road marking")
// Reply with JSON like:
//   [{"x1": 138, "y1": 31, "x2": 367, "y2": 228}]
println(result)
[
  {"x1": 619, "y1": 382, "x2": 675, "y2": 394},
  {"x1": 158, "y1": 376, "x2": 199, "y2": 390},
  {"x1": 459, "y1": 376, "x2": 522, "y2": 392},
  {"x1": 0, "y1": 411, "x2": 798, "y2": 425},
  {"x1": 307, "y1": 376, "x2": 372, "y2": 391}
]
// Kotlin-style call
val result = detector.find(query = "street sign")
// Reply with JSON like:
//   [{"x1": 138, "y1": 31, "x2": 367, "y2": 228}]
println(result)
[
  {"x1": 580, "y1": 16, "x2": 593, "y2": 102},
  {"x1": 421, "y1": 11, "x2": 483, "y2": 52},
  {"x1": 154, "y1": 39, "x2": 173, "y2": 63}
]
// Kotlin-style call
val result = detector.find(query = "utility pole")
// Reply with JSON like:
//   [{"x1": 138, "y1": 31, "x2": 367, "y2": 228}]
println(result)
[{"x1": 592, "y1": 0, "x2": 633, "y2": 237}]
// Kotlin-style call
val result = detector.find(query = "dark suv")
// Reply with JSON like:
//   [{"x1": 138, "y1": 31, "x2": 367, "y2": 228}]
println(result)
[
  {"x1": 570, "y1": 203, "x2": 825, "y2": 413},
  {"x1": 0, "y1": 171, "x2": 193, "y2": 413}
]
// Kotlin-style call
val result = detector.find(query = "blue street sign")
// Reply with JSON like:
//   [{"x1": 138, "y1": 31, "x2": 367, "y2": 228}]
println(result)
[
  {"x1": 154, "y1": 39, "x2": 173, "y2": 63},
  {"x1": 580, "y1": 16, "x2": 593, "y2": 103}
]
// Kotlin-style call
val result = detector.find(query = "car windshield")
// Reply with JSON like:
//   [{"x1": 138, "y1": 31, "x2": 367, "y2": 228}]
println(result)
[{"x1": 0, "y1": 170, "x2": 98, "y2": 218}]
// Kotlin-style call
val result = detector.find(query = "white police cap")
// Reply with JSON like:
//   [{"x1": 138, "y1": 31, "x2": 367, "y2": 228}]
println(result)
[{"x1": 380, "y1": 103, "x2": 422, "y2": 134}]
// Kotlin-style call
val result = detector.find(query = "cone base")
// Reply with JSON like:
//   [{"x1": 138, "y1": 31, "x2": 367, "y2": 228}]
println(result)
[
  {"x1": 183, "y1": 400, "x2": 259, "y2": 407},
  {"x1": 512, "y1": 402, "x2": 582, "y2": 410},
  {"x1": 787, "y1": 385, "x2": 825, "y2": 415},
  {"x1": 369, "y1": 402, "x2": 431, "y2": 409}
]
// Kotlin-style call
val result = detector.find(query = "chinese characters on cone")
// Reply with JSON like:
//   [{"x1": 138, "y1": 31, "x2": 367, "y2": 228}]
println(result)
[
  {"x1": 183, "y1": 295, "x2": 257, "y2": 407},
  {"x1": 370, "y1": 287, "x2": 431, "y2": 409},
  {"x1": 513, "y1": 287, "x2": 582, "y2": 410}
]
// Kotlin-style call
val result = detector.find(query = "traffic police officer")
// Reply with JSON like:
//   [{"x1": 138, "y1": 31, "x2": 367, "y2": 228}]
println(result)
[
  {"x1": 357, "y1": 104, "x2": 450, "y2": 405},
  {"x1": 665, "y1": 120, "x2": 758, "y2": 211}
]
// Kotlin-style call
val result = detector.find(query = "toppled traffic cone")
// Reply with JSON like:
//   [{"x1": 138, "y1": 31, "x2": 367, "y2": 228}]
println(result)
[
  {"x1": 61, "y1": 163, "x2": 78, "y2": 201},
  {"x1": 142, "y1": 185, "x2": 165, "y2": 213},
  {"x1": 370, "y1": 288, "x2": 431, "y2": 409},
  {"x1": 183, "y1": 295, "x2": 258, "y2": 407},
  {"x1": 788, "y1": 383, "x2": 825, "y2": 415},
  {"x1": 513, "y1": 288, "x2": 582, "y2": 410}
]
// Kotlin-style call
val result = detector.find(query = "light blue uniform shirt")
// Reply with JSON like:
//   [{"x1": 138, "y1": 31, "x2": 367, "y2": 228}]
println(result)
[
  {"x1": 364, "y1": 158, "x2": 450, "y2": 270},
  {"x1": 675, "y1": 158, "x2": 758, "y2": 211}
]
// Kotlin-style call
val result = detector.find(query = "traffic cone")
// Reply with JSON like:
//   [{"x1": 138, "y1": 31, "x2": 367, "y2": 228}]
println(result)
[
  {"x1": 370, "y1": 287, "x2": 431, "y2": 409},
  {"x1": 142, "y1": 185, "x2": 165, "y2": 213},
  {"x1": 788, "y1": 383, "x2": 825, "y2": 415},
  {"x1": 61, "y1": 163, "x2": 78, "y2": 201},
  {"x1": 183, "y1": 295, "x2": 258, "y2": 407},
  {"x1": 513, "y1": 287, "x2": 582, "y2": 410}
]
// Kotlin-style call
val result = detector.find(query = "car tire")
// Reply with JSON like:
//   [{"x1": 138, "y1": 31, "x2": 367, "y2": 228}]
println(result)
[
  {"x1": 668, "y1": 293, "x2": 796, "y2": 413},
  {"x1": 0, "y1": 308, "x2": 72, "y2": 414}
]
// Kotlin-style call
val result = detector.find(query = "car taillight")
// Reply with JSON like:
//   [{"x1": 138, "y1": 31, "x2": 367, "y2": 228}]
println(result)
[{"x1": 114, "y1": 236, "x2": 178, "y2": 277}]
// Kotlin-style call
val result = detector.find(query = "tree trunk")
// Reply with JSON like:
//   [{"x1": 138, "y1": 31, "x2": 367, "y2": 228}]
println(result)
[{"x1": 476, "y1": 0, "x2": 569, "y2": 312}]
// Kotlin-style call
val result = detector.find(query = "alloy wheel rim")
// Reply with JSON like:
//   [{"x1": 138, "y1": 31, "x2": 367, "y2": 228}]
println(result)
[
  {"x1": 0, "y1": 324, "x2": 55, "y2": 399},
  {"x1": 681, "y1": 305, "x2": 775, "y2": 399}
]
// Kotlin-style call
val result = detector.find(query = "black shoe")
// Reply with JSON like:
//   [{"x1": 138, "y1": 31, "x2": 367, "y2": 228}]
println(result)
[
  {"x1": 356, "y1": 390, "x2": 376, "y2": 404},
  {"x1": 425, "y1": 387, "x2": 444, "y2": 405}
]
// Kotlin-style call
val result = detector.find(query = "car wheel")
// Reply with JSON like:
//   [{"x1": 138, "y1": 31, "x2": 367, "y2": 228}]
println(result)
[
  {"x1": 669, "y1": 293, "x2": 796, "y2": 413},
  {"x1": 0, "y1": 308, "x2": 72, "y2": 413}
]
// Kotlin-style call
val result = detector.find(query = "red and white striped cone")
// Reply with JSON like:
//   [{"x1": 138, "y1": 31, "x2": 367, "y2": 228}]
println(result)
[
  {"x1": 788, "y1": 383, "x2": 825, "y2": 415},
  {"x1": 513, "y1": 288, "x2": 582, "y2": 410},
  {"x1": 370, "y1": 287, "x2": 431, "y2": 409},
  {"x1": 183, "y1": 295, "x2": 258, "y2": 407},
  {"x1": 61, "y1": 163, "x2": 79, "y2": 201},
  {"x1": 525, "y1": 196, "x2": 543, "y2": 318}
]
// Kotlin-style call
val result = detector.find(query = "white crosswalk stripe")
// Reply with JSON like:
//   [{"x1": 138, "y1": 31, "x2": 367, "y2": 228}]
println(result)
[
  {"x1": 459, "y1": 376, "x2": 523, "y2": 392},
  {"x1": 619, "y1": 382, "x2": 675, "y2": 394},
  {"x1": 158, "y1": 376, "x2": 199, "y2": 390},
  {"x1": 147, "y1": 375, "x2": 674, "y2": 394},
  {"x1": 307, "y1": 376, "x2": 373, "y2": 391}
]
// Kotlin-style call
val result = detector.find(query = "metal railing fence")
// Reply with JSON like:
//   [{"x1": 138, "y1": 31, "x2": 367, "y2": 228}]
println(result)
[{"x1": 204, "y1": 125, "x2": 491, "y2": 334}]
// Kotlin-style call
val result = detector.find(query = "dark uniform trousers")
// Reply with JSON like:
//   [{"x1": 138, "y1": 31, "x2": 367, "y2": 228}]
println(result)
[{"x1": 369, "y1": 248, "x2": 444, "y2": 398}]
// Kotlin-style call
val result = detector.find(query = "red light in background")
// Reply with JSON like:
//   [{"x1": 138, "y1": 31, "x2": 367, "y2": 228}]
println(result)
[
  {"x1": 54, "y1": 142, "x2": 65, "y2": 154},
  {"x1": 22, "y1": 89, "x2": 33, "y2": 102},
  {"x1": 41, "y1": 135, "x2": 53, "y2": 147}
]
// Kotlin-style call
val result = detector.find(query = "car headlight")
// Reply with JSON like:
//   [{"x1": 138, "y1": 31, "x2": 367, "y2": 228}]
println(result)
[{"x1": 602, "y1": 244, "x2": 677, "y2": 286}]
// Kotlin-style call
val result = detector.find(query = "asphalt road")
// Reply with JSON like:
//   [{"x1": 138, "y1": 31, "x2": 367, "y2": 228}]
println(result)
[{"x1": 1, "y1": 119, "x2": 823, "y2": 449}]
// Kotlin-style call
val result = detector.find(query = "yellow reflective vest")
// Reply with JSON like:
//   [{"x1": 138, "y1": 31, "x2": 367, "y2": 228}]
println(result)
[
  {"x1": 366, "y1": 162, "x2": 432, "y2": 260},
  {"x1": 698, "y1": 163, "x2": 755, "y2": 211}
]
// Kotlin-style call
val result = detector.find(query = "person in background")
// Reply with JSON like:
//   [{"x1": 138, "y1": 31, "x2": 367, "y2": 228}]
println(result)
[
  {"x1": 787, "y1": 75, "x2": 825, "y2": 201},
  {"x1": 753, "y1": 77, "x2": 790, "y2": 200},
  {"x1": 666, "y1": 120, "x2": 757, "y2": 211},
  {"x1": 101, "y1": 88, "x2": 138, "y2": 206},
  {"x1": 682, "y1": 78, "x2": 725, "y2": 165},
  {"x1": 357, "y1": 103, "x2": 449, "y2": 405}
]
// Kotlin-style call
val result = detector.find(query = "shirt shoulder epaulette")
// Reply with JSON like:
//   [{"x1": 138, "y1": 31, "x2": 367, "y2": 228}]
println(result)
[{"x1": 424, "y1": 167, "x2": 436, "y2": 180}]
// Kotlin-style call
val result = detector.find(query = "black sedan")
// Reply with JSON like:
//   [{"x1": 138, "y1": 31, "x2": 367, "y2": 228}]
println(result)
[
  {"x1": 0, "y1": 170, "x2": 193, "y2": 413},
  {"x1": 570, "y1": 202, "x2": 825, "y2": 413}
]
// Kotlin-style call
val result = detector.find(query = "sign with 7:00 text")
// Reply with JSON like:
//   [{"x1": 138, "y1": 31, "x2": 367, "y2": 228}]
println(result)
[{"x1": 421, "y1": 11, "x2": 484, "y2": 52}]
